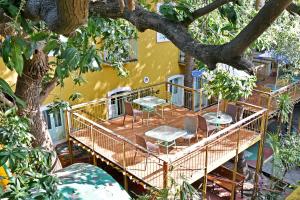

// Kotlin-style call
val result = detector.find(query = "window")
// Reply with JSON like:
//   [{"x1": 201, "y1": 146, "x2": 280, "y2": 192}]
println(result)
[
  {"x1": 179, "y1": 51, "x2": 185, "y2": 63},
  {"x1": 43, "y1": 110, "x2": 52, "y2": 129},
  {"x1": 156, "y1": 3, "x2": 170, "y2": 43}
]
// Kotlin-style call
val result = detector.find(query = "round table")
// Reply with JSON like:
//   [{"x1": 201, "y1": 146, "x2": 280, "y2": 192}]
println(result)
[
  {"x1": 264, "y1": 83, "x2": 281, "y2": 91},
  {"x1": 203, "y1": 112, "x2": 233, "y2": 125}
]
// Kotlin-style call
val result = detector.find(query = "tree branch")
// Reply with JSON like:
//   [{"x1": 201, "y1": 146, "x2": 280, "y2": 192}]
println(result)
[
  {"x1": 25, "y1": 0, "x2": 89, "y2": 35},
  {"x1": 222, "y1": 0, "x2": 292, "y2": 57},
  {"x1": 0, "y1": 0, "x2": 293, "y2": 73},
  {"x1": 286, "y1": 3, "x2": 300, "y2": 16},
  {"x1": 0, "y1": 92, "x2": 14, "y2": 107},
  {"x1": 39, "y1": 76, "x2": 58, "y2": 104},
  {"x1": 182, "y1": 0, "x2": 233, "y2": 26}
]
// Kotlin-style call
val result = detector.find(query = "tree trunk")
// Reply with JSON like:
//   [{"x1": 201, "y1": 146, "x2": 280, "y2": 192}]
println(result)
[
  {"x1": 184, "y1": 54, "x2": 194, "y2": 88},
  {"x1": 184, "y1": 54, "x2": 194, "y2": 109},
  {"x1": 15, "y1": 49, "x2": 62, "y2": 170}
]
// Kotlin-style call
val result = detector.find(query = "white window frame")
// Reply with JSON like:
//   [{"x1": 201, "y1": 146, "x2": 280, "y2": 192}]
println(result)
[
  {"x1": 156, "y1": 3, "x2": 170, "y2": 43},
  {"x1": 107, "y1": 87, "x2": 132, "y2": 119}
]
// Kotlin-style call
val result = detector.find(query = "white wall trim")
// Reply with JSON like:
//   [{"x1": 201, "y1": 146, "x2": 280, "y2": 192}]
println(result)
[
  {"x1": 107, "y1": 87, "x2": 132, "y2": 119},
  {"x1": 107, "y1": 86, "x2": 132, "y2": 97},
  {"x1": 167, "y1": 74, "x2": 184, "y2": 82}
]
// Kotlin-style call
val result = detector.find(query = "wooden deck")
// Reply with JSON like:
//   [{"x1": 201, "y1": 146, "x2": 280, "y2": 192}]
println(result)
[{"x1": 69, "y1": 103, "x2": 265, "y2": 188}]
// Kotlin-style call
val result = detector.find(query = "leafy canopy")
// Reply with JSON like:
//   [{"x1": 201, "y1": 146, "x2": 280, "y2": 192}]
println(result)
[
  {"x1": 204, "y1": 68, "x2": 256, "y2": 101},
  {"x1": 0, "y1": 109, "x2": 60, "y2": 199}
]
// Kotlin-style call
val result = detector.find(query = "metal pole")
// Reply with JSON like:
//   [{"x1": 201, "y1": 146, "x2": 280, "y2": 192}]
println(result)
[
  {"x1": 230, "y1": 129, "x2": 240, "y2": 200},
  {"x1": 65, "y1": 110, "x2": 73, "y2": 164},
  {"x1": 203, "y1": 146, "x2": 208, "y2": 200},
  {"x1": 260, "y1": 96, "x2": 271, "y2": 171},
  {"x1": 163, "y1": 161, "x2": 169, "y2": 189},
  {"x1": 287, "y1": 105, "x2": 294, "y2": 134},
  {"x1": 122, "y1": 142, "x2": 128, "y2": 191}
]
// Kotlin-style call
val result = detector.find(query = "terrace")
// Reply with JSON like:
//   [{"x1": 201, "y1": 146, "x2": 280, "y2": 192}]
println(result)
[{"x1": 65, "y1": 82, "x2": 267, "y2": 196}]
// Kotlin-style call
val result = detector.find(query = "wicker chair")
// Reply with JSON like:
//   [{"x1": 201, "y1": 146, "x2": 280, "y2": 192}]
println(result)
[
  {"x1": 198, "y1": 115, "x2": 217, "y2": 137},
  {"x1": 134, "y1": 135, "x2": 160, "y2": 170},
  {"x1": 225, "y1": 104, "x2": 245, "y2": 123},
  {"x1": 181, "y1": 116, "x2": 198, "y2": 145},
  {"x1": 123, "y1": 101, "x2": 143, "y2": 129}
]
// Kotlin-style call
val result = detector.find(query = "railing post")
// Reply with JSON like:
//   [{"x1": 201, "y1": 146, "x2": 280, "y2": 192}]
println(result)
[
  {"x1": 199, "y1": 89, "x2": 202, "y2": 112},
  {"x1": 253, "y1": 113, "x2": 267, "y2": 198},
  {"x1": 91, "y1": 125, "x2": 97, "y2": 166},
  {"x1": 202, "y1": 146, "x2": 208, "y2": 200},
  {"x1": 105, "y1": 98, "x2": 109, "y2": 120},
  {"x1": 192, "y1": 90, "x2": 195, "y2": 112},
  {"x1": 260, "y1": 110, "x2": 268, "y2": 172},
  {"x1": 65, "y1": 110, "x2": 73, "y2": 164},
  {"x1": 231, "y1": 129, "x2": 240, "y2": 200},
  {"x1": 163, "y1": 161, "x2": 169, "y2": 189},
  {"x1": 122, "y1": 142, "x2": 128, "y2": 191},
  {"x1": 287, "y1": 105, "x2": 294, "y2": 135}
]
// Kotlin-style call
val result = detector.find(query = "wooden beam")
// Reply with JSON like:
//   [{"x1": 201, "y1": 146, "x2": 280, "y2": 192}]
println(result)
[
  {"x1": 202, "y1": 146, "x2": 209, "y2": 200},
  {"x1": 163, "y1": 161, "x2": 169, "y2": 188},
  {"x1": 230, "y1": 129, "x2": 240, "y2": 200},
  {"x1": 287, "y1": 105, "x2": 294, "y2": 134},
  {"x1": 123, "y1": 142, "x2": 128, "y2": 191}
]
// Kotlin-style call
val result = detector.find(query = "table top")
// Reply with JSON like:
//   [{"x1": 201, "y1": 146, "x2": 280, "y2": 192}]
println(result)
[
  {"x1": 133, "y1": 96, "x2": 166, "y2": 108},
  {"x1": 264, "y1": 83, "x2": 281, "y2": 91},
  {"x1": 145, "y1": 125, "x2": 187, "y2": 142},
  {"x1": 203, "y1": 112, "x2": 233, "y2": 125},
  {"x1": 56, "y1": 163, "x2": 131, "y2": 200}
]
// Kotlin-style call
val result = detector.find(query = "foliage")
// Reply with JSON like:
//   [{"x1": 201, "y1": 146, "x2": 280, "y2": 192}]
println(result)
[
  {"x1": 277, "y1": 94, "x2": 293, "y2": 124},
  {"x1": 0, "y1": 0, "x2": 137, "y2": 103},
  {"x1": 159, "y1": 0, "x2": 300, "y2": 71},
  {"x1": 0, "y1": 78, "x2": 25, "y2": 108},
  {"x1": 267, "y1": 132, "x2": 300, "y2": 177},
  {"x1": 203, "y1": 69, "x2": 256, "y2": 101},
  {"x1": 159, "y1": 1, "x2": 193, "y2": 22},
  {"x1": 136, "y1": 177, "x2": 201, "y2": 200},
  {"x1": 0, "y1": 108, "x2": 61, "y2": 199}
]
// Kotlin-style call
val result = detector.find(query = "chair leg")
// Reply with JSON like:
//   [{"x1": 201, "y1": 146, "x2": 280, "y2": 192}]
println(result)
[
  {"x1": 123, "y1": 115, "x2": 126, "y2": 125},
  {"x1": 134, "y1": 149, "x2": 137, "y2": 162},
  {"x1": 144, "y1": 155, "x2": 148, "y2": 171},
  {"x1": 132, "y1": 117, "x2": 134, "y2": 129}
]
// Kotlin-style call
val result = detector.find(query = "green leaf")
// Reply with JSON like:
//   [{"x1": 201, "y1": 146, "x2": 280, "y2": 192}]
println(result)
[
  {"x1": 11, "y1": 44, "x2": 24, "y2": 75},
  {"x1": 30, "y1": 32, "x2": 49, "y2": 42},
  {"x1": 61, "y1": 47, "x2": 80, "y2": 69},
  {"x1": 0, "y1": 78, "x2": 26, "y2": 107},
  {"x1": 2, "y1": 37, "x2": 11, "y2": 64},
  {"x1": 43, "y1": 40, "x2": 59, "y2": 54},
  {"x1": 69, "y1": 92, "x2": 82, "y2": 101}
]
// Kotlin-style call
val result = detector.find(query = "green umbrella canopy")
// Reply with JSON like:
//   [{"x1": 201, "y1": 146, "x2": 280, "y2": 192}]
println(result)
[{"x1": 55, "y1": 163, "x2": 131, "y2": 200}]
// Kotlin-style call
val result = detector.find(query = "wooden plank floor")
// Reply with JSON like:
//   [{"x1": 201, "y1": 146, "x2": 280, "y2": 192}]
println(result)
[{"x1": 70, "y1": 104, "x2": 261, "y2": 188}]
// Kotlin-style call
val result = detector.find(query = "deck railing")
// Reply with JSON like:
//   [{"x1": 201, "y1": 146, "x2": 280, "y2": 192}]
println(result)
[
  {"x1": 247, "y1": 81, "x2": 300, "y2": 118},
  {"x1": 167, "y1": 103, "x2": 266, "y2": 184},
  {"x1": 68, "y1": 111, "x2": 167, "y2": 188},
  {"x1": 71, "y1": 82, "x2": 218, "y2": 122},
  {"x1": 67, "y1": 96, "x2": 267, "y2": 189}
]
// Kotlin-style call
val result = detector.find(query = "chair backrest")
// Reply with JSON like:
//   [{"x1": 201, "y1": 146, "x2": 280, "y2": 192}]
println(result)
[
  {"x1": 135, "y1": 135, "x2": 147, "y2": 149},
  {"x1": 237, "y1": 106, "x2": 244, "y2": 122},
  {"x1": 184, "y1": 116, "x2": 198, "y2": 134},
  {"x1": 124, "y1": 101, "x2": 134, "y2": 116},
  {"x1": 198, "y1": 115, "x2": 208, "y2": 136},
  {"x1": 226, "y1": 104, "x2": 239, "y2": 122}
]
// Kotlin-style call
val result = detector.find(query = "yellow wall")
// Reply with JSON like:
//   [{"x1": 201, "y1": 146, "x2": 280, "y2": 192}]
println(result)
[{"x1": 0, "y1": 30, "x2": 184, "y2": 106}]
